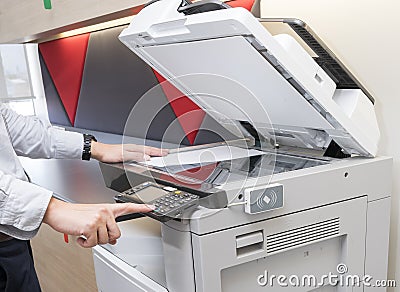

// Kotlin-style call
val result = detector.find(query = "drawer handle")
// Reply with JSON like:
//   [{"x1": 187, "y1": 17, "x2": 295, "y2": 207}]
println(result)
[{"x1": 236, "y1": 231, "x2": 264, "y2": 257}]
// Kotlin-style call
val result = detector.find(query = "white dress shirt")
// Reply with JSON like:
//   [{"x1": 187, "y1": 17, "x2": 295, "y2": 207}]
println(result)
[{"x1": 0, "y1": 103, "x2": 83, "y2": 240}]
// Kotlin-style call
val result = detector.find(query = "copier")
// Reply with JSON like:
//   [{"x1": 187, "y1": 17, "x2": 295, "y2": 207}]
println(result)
[{"x1": 93, "y1": 0, "x2": 392, "y2": 291}]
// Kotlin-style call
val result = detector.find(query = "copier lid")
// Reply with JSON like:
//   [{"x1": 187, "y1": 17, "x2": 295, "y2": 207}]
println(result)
[{"x1": 119, "y1": 0, "x2": 380, "y2": 157}]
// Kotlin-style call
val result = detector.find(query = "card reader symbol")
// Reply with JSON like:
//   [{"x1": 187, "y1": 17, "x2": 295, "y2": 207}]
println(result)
[
  {"x1": 256, "y1": 191, "x2": 278, "y2": 209},
  {"x1": 263, "y1": 195, "x2": 271, "y2": 204}
]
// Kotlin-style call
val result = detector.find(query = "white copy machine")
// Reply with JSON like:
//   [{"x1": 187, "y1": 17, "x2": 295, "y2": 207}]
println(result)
[{"x1": 93, "y1": 0, "x2": 392, "y2": 291}]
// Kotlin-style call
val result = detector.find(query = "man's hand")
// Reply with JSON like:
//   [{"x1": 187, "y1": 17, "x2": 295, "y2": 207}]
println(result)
[
  {"x1": 91, "y1": 142, "x2": 168, "y2": 163},
  {"x1": 43, "y1": 198, "x2": 154, "y2": 247}
]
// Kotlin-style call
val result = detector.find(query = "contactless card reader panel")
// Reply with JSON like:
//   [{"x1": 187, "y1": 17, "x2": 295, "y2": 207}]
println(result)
[
  {"x1": 244, "y1": 183, "x2": 284, "y2": 214},
  {"x1": 115, "y1": 182, "x2": 200, "y2": 222}
]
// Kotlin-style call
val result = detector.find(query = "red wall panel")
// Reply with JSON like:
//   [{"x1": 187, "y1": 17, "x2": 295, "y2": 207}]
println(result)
[
  {"x1": 39, "y1": 33, "x2": 90, "y2": 125},
  {"x1": 153, "y1": 70, "x2": 206, "y2": 145},
  {"x1": 226, "y1": 0, "x2": 255, "y2": 11}
]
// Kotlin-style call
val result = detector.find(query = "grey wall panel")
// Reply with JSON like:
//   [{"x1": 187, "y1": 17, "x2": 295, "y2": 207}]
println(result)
[
  {"x1": 122, "y1": 84, "x2": 191, "y2": 145},
  {"x1": 194, "y1": 114, "x2": 238, "y2": 145},
  {"x1": 75, "y1": 26, "x2": 189, "y2": 144},
  {"x1": 39, "y1": 53, "x2": 72, "y2": 126}
]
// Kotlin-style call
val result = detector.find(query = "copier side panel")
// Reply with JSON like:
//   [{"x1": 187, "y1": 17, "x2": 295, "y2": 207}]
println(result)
[
  {"x1": 191, "y1": 196, "x2": 367, "y2": 292},
  {"x1": 161, "y1": 223, "x2": 196, "y2": 292},
  {"x1": 364, "y1": 197, "x2": 391, "y2": 291}
]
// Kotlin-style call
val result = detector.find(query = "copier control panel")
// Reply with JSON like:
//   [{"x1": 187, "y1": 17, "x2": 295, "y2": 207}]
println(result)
[{"x1": 115, "y1": 182, "x2": 200, "y2": 221}]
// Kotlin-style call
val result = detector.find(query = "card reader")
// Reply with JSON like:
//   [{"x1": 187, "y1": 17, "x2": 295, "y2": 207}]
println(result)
[{"x1": 244, "y1": 183, "x2": 284, "y2": 214}]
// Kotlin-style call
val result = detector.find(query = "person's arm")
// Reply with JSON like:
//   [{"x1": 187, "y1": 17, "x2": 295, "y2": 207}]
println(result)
[
  {"x1": 91, "y1": 142, "x2": 169, "y2": 162},
  {"x1": 0, "y1": 105, "x2": 166, "y2": 245},
  {"x1": 43, "y1": 198, "x2": 153, "y2": 247},
  {"x1": 0, "y1": 168, "x2": 53, "y2": 240},
  {"x1": 0, "y1": 104, "x2": 168, "y2": 161},
  {"x1": 0, "y1": 104, "x2": 82, "y2": 159},
  {"x1": 0, "y1": 168, "x2": 154, "y2": 246}
]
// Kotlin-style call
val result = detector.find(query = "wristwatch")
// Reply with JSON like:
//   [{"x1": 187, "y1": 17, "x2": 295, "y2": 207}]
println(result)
[{"x1": 82, "y1": 134, "x2": 97, "y2": 161}]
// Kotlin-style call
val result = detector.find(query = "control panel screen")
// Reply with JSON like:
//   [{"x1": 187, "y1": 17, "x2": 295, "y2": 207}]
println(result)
[{"x1": 136, "y1": 186, "x2": 168, "y2": 202}]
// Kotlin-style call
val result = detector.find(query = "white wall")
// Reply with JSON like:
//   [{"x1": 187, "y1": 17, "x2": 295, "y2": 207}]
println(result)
[
  {"x1": 260, "y1": 0, "x2": 400, "y2": 288},
  {"x1": 0, "y1": 0, "x2": 146, "y2": 43}
]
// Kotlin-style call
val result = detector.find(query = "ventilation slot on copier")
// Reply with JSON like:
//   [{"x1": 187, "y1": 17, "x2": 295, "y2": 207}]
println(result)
[{"x1": 266, "y1": 217, "x2": 340, "y2": 254}]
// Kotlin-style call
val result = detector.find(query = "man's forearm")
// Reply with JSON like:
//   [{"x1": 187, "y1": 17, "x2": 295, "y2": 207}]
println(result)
[{"x1": 43, "y1": 197, "x2": 154, "y2": 247}]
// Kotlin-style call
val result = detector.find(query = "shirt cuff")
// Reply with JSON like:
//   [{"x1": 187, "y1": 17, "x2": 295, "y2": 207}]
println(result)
[
  {"x1": 50, "y1": 128, "x2": 84, "y2": 159},
  {"x1": 0, "y1": 175, "x2": 53, "y2": 239}
]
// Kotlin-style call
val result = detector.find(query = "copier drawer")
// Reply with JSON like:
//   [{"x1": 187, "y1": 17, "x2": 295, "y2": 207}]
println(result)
[
  {"x1": 92, "y1": 218, "x2": 167, "y2": 292},
  {"x1": 93, "y1": 246, "x2": 167, "y2": 292}
]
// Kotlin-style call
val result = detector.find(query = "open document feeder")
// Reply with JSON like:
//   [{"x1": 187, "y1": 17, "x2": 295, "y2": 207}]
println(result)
[{"x1": 95, "y1": 1, "x2": 392, "y2": 291}]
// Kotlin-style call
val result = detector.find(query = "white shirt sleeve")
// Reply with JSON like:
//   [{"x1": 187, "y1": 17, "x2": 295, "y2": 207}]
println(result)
[
  {"x1": 0, "y1": 169, "x2": 53, "y2": 240},
  {"x1": 0, "y1": 105, "x2": 83, "y2": 159},
  {"x1": 0, "y1": 104, "x2": 84, "y2": 239}
]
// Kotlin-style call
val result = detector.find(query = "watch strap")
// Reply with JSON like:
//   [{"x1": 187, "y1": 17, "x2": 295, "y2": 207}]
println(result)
[{"x1": 82, "y1": 134, "x2": 97, "y2": 161}]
